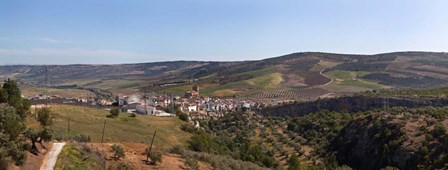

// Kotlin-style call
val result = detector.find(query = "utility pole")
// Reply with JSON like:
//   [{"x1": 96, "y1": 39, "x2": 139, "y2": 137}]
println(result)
[
  {"x1": 44, "y1": 67, "x2": 49, "y2": 106},
  {"x1": 101, "y1": 119, "x2": 106, "y2": 143},
  {"x1": 147, "y1": 130, "x2": 157, "y2": 163},
  {"x1": 171, "y1": 93, "x2": 175, "y2": 114},
  {"x1": 67, "y1": 118, "x2": 71, "y2": 134},
  {"x1": 144, "y1": 90, "x2": 148, "y2": 115}
]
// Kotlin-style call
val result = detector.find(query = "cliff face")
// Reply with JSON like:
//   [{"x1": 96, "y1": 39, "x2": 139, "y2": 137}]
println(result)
[
  {"x1": 327, "y1": 110, "x2": 448, "y2": 170},
  {"x1": 328, "y1": 114, "x2": 412, "y2": 169}
]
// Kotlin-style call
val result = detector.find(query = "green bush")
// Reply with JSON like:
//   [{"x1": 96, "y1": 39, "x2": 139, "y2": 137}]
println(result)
[
  {"x1": 288, "y1": 153, "x2": 301, "y2": 170},
  {"x1": 432, "y1": 124, "x2": 446, "y2": 138},
  {"x1": 111, "y1": 144, "x2": 125, "y2": 160},
  {"x1": 169, "y1": 145, "x2": 185, "y2": 155},
  {"x1": 108, "y1": 109, "x2": 120, "y2": 118},
  {"x1": 148, "y1": 150, "x2": 162, "y2": 165},
  {"x1": 179, "y1": 113, "x2": 189, "y2": 122}
]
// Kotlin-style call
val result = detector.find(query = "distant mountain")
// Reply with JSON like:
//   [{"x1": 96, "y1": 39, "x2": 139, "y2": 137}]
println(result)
[{"x1": 2, "y1": 51, "x2": 448, "y2": 98}]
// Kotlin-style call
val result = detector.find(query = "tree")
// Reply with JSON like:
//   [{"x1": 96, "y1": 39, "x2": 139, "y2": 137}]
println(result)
[
  {"x1": 178, "y1": 113, "x2": 189, "y2": 122},
  {"x1": 111, "y1": 144, "x2": 125, "y2": 160},
  {"x1": 288, "y1": 153, "x2": 301, "y2": 170},
  {"x1": 0, "y1": 107, "x2": 28, "y2": 166},
  {"x1": 0, "y1": 88, "x2": 7, "y2": 103},
  {"x1": 432, "y1": 124, "x2": 446, "y2": 138},
  {"x1": 1, "y1": 79, "x2": 30, "y2": 119},
  {"x1": 0, "y1": 80, "x2": 30, "y2": 167},
  {"x1": 26, "y1": 108, "x2": 54, "y2": 155},
  {"x1": 25, "y1": 128, "x2": 40, "y2": 155},
  {"x1": 108, "y1": 108, "x2": 120, "y2": 118},
  {"x1": 37, "y1": 107, "x2": 53, "y2": 127}
]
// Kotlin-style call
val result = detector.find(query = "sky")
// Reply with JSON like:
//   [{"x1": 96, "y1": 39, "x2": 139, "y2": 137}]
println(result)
[{"x1": 1, "y1": 0, "x2": 448, "y2": 64}]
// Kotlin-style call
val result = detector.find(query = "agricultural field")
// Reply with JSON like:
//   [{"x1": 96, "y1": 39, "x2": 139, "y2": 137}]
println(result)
[
  {"x1": 84, "y1": 79, "x2": 144, "y2": 90},
  {"x1": 49, "y1": 105, "x2": 191, "y2": 149},
  {"x1": 200, "y1": 73, "x2": 283, "y2": 97},
  {"x1": 323, "y1": 70, "x2": 388, "y2": 92},
  {"x1": 156, "y1": 84, "x2": 193, "y2": 96}
]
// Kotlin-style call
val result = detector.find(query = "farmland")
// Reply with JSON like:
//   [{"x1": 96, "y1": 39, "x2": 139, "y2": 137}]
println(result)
[{"x1": 4, "y1": 51, "x2": 448, "y2": 99}]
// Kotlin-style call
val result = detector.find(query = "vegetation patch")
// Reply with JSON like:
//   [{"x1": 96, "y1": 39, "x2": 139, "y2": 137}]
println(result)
[{"x1": 54, "y1": 143, "x2": 105, "y2": 170}]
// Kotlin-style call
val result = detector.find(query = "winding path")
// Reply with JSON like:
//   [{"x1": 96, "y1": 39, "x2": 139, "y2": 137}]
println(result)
[
  {"x1": 40, "y1": 142, "x2": 66, "y2": 170},
  {"x1": 319, "y1": 68, "x2": 334, "y2": 86}
]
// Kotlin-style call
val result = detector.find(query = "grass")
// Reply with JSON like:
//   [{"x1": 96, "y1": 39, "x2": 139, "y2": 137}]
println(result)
[
  {"x1": 49, "y1": 105, "x2": 191, "y2": 149},
  {"x1": 339, "y1": 80, "x2": 384, "y2": 89},
  {"x1": 58, "y1": 79, "x2": 102, "y2": 86},
  {"x1": 21, "y1": 87, "x2": 94, "y2": 98},
  {"x1": 325, "y1": 70, "x2": 371, "y2": 81},
  {"x1": 157, "y1": 85, "x2": 192, "y2": 96},
  {"x1": 60, "y1": 79, "x2": 143, "y2": 90},
  {"x1": 54, "y1": 143, "x2": 104, "y2": 170},
  {"x1": 90, "y1": 80, "x2": 143, "y2": 89},
  {"x1": 231, "y1": 67, "x2": 275, "y2": 77},
  {"x1": 246, "y1": 73, "x2": 283, "y2": 89}
]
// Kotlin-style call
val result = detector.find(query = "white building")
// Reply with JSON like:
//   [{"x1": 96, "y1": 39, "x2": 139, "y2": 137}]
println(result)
[
  {"x1": 136, "y1": 105, "x2": 156, "y2": 115},
  {"x1": 187, "y1": 105, "x2": 197, "y2": 112}
]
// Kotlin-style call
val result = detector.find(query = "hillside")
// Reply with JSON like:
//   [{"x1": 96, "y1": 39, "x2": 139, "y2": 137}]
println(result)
[
  {"x1": 47, "y1": 105, "x2": 191, "y2": 148},
  {"x1": 217, "y1": 86, "x2": 448, "y2": 169},
  {"x1": 3, "y1": 51, "x2": 448, "y2": 99}
]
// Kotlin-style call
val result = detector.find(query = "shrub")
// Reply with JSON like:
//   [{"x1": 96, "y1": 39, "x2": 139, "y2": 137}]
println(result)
[
  {"x1": 179, "y1": 113, "x2": 189, "y2": 122},
  {"x1": 420, "y1": 146, "x2": 429, "y2": 155},
  {"x1": 111, "y1": 144, "x2": 125, "y2": 160},
  {"x1": 148, "y1": 150, "x2": 163, "y2": 165},
  {"x1": 74, "y1": 134, "x2": 91, "y2": 142},
  {"x1": 108, "y1": 109, "x2": 120, "y2": 118},
  {"x1": 181, "y1": 123, "x2": 198, "y2": 133},
  {"x1": 288, "y1": 153, "x2": 301, "y2": 170},
  {"x1": 432, "y1": 124, "x2": 446, "y2": 138},
  {"x1": 108, "y1": 162, "x2": 133, "y2": 170},
  {"x1": 185, "y1": 156, "x2": 199, "y2": 170},
  {"x1": 169, "y1": 145, "x2": 185, "y2": 155}
]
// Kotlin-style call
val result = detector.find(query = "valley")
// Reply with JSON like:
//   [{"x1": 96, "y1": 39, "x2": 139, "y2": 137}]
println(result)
[{"x1": 2, "y1": 52, "x2": 448, "y2": 170}]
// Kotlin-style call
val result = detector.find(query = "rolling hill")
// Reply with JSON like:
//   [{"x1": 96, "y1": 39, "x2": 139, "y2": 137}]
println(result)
[{"x1": 3, "y1": 51, "x2": 448, "y2": 99}]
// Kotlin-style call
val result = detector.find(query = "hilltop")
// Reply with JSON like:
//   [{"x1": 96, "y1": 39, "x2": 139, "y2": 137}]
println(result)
[{"x1": 3, "y1": 51, "x2": 448, "y2": 99}]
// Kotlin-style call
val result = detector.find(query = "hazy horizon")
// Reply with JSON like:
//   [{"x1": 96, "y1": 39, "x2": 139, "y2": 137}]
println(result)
[
  {"x1": 1, "y1": 0, "x2": 448, "y2": 64},
  {"x1": 0, "y1": 50, "x2": 445, "y2": 66}
]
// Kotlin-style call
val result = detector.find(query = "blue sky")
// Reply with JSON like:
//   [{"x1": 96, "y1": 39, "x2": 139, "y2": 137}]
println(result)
[{"x1": 1, "y1": 0, "x2": 447, "y2": 64}]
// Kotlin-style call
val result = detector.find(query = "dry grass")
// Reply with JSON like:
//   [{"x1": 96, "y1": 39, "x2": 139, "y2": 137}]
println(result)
[
  {"x1": 21, "y1": 87, "x2": 94, "y2": 98},
  {"x1": 49, "y1": 105, "x2": 191, "y2": 149}
]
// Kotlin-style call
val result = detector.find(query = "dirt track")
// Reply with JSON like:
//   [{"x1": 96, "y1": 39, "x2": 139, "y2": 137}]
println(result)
[
  {"x1": 320, "y1": 68, "x2": 334, "y2": 86},
  {"x1": 40, "y1": 142, "x2": 66, "y2": 170}
]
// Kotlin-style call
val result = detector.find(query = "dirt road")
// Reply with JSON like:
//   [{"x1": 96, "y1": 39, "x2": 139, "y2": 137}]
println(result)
[
  {"x1": 320, "y1": 68, "x2": 334, "y2": 86},
  {"x1": 40, "y1": 142, "x2": 66, "y2": 170}
]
